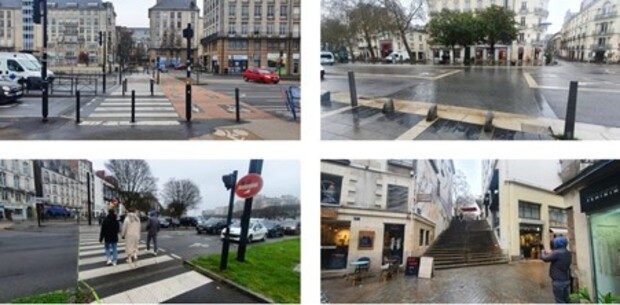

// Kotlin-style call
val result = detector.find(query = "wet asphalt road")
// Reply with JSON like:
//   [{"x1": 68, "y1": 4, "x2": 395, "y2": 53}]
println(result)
[
  {"x1": 322, "y1": 61, "x2": 620, "y2": 127},
  {"x1": 0, "y1": 224, "x2": 78, "y2": 302}
]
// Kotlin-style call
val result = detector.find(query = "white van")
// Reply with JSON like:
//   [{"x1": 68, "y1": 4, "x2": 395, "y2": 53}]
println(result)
[
  {"x1": 0, "y1": 53, "x2": 54, "y2": 88},
  {"x1": 320, "y1": 51, "x2": 335, "y2": 65},
  {"x1": 384, "y1": 51, "x2": 410, "y2": 63}
]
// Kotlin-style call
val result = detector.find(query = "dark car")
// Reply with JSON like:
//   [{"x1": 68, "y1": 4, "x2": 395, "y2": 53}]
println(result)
[
  {"x1": 0, "y1": 80, "x2": 23, "y2": 104},
  {"x1": 282, "y1": 220, "x2": 300, "y2": 235},
  {"x1": 166, "y1": 217, "x2": 180, "y2": 228},
  {"x1": 196, "y1": 217, "x2": 227, "y2": 234},
  {"x1": 180, "y1": 216, "x2": 198, "y2": 227},
  {"x1": 158, "y1": 217, "x2": 170, "y2": 228},
  {"x1": 264, "y1": 221, "x2": 285, "y2": 238}
]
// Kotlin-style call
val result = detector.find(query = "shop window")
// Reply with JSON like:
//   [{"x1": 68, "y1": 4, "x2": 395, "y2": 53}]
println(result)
[
  {"x1": 549, "y1": 207, "x2": 567, "y2": 227},
  {"x1": 321, "y1": 221, "x2": 350, "y2": 270},
  {"x1": 321, "y1": 173, "x2": 342, "y2": 204},
  {"x1": 386, "y1": 184, "x2": 408, "y2": 212},
  {"x1": 589, "y1": 206, "x2": 620, "y2": 297},
  {"x1": 519, "y1": 201, "x2": 541, "y2": 219}
]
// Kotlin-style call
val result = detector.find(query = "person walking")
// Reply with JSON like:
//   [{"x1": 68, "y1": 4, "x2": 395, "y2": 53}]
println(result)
[
  {"x1": 121, "y1": 208, "x2": 141, "y2": 263},
  {"x1": 99, "y1": 209, "x2": 120, "y2": 266},
  {"x1": 541, "y1": 236, "x2": 572, "y2": 303},
  {"x1": 146, "y1": 211, "x2": 159, "y2": 256}
]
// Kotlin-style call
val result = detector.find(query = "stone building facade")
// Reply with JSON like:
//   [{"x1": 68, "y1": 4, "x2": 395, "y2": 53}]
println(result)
[
  {"x1": 354, "y1": 27, "x2": 430, "y2": 62},
  {"x1": 427, "y1": 0, "x2": 550, "y2": 65},
  {"x1": 33, "y1": 160, "x2": 94, "y2": 217},
  {"x1": 201, "y1": 0, "x2": 301, "y2": 76},
  {"x1": 0, "y1": 160, "x2": 36, "y2": 221},
  {"x1": 560, "y1": 0, "x2": 619, "y2": 63},
  {"x1": 0, "y1": 0, "x2": 23, "y2": 51},
  {"x1": 148, "y1": 0, "x2": 202, "y2": 65}
]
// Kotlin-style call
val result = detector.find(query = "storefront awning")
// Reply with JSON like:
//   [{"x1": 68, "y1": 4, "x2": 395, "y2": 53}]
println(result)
[{"x1": 549, "y1": 228, "x2": 568, "y2": 235}]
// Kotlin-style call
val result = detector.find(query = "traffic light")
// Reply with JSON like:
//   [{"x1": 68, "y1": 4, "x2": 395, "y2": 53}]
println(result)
[
  {"x1": 33, "y1": 0, "x2": 41, "y2": 24},
  {"x1": 182, "y1": 24, "x2": 194, "y2": 39}
]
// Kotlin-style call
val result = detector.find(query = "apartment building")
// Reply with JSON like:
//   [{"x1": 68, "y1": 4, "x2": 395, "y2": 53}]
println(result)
[
  {"x1": 481, "y1": 160, "x2": 568, "y2": 261},
  {"x1": 93, "y1": 170, "x2": 117, "y2": 218},
  {"x1": 0, "y1": 0, "x2": 23, "y2": 51},
  {"x1": 354, "y1": 27, "x2": 430, "y2": 62},
  {"x1": 44, "y1": 0, "x2": 116, "y2": 66},
  {"x1": 201, "y1": 0, "x2": 301, "y2": 76},
  {"x1": 560, "y1": 0, "x2": 619, "y2": 63},
  {"x1": 321, "y1": 160, "x2": 455, "y2": 276},
  {"x1": 427, "y1": 0, "x2": 550, "y2": 64},
  {"x1": 33, "y1": 160, "x2": 93, "y2": 216},
  {"x1": 0, "y1": 160, "x2": 36, "y2": 221},
  {"x1": 148, "y1": 0, "x2": 202, "y2": 64}
]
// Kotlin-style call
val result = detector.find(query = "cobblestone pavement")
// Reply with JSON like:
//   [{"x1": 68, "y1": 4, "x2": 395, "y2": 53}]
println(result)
[{"x1": 322, "y1": 261, "x2": 555, "y2": 303}]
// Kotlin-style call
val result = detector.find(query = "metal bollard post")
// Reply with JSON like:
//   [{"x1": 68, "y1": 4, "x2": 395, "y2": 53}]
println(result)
[
  {"x1": 75, "y1": 90, "x2": 81, "y2": 123},
  {"x1": 563, "y1": 81, "x2": 579, "y2": 140},
  {"x1": 235, "y1": 88, "x2": 241, "y2": 123},
  {"x1": 131, "y1": 90, "x2": 136, "y2": 123},
  {"x1": 150, "y1": 79, "x2": 154, "y2": 96},
  {"x1": 102, "y1": 73, "x2": 106, "y2": 93},
  {"x1": 348, "y1": 71, "x2": 358, "y2": 107},
  {"x1": 185, "y1": 82, "x2": 192, "y2": 122},
  {"x1": 157, "y1": 70, "x2": 160, "y2": 85}
]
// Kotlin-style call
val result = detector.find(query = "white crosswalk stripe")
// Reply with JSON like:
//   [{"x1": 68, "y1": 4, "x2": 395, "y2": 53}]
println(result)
[
  {"x1": 79, "y1": 255, "x2": 174, "y2": 281},
  {"x1": 79, "y1": 244, "x2": 146, "y2": 257},
  {"x1": 95, "y1": 271, "x2": 212, "y2": 304}
]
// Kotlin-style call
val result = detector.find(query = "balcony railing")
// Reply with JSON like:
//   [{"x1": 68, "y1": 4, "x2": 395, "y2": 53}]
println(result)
[
  {"x1": 519, "y1": 7, "x2": 529, "y2": 14},
  {"x1": 594, "y1": 12, "x2": 617, "y2": 21},
  {"x1": 592, "y1": 30, "x2": 615, "y2": 36},
  {"x1": 590, "y1": 44, "x2": 612, "y2": 51},
  {"x1": 533, "y1": 7, "x2": 549, "y2": 17}
]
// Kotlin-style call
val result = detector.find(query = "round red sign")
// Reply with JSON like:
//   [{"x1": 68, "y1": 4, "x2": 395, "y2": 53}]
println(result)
[{"x1": 235, "y1": 174, "x2": 264, "y2": 199}]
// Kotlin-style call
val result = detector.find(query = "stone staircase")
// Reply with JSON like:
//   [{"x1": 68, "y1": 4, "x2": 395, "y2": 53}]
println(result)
[{"x1": 424, "y1": 218, "x2": 509, "y2": 270}]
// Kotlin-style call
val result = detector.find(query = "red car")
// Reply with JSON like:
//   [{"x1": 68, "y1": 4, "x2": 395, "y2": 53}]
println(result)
[{"x1": 242, "y1": 68, "x2": 280, "y2": 84}]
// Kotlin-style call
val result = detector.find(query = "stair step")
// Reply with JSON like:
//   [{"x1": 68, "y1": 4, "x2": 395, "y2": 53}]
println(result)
[{"x1": 434, "y1": 259, "x2": 509, "y2": 270}]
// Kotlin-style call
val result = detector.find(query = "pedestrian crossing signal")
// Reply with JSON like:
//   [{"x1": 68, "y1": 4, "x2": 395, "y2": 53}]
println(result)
[{"x1": 33, "y1": 0, "x2": 41, "y2": 24}]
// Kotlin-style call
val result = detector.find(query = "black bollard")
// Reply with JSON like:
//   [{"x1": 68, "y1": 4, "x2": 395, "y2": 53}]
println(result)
[
  {"x1": 131, "y1": 90, "x2": 136, "y2": 123},
  {"x1": 185, "y1": 82, "x2": 192, "y2": 122},
  {"x1": 348, "y1": 71, "x2": 358, "y2": 107},
  {"x1": 102, "y1": 73, "x2": 106, "y2": 93},
  {"x1": 235, "y1": 88, "x2": 240, "y2": 123},
  {"x1": 150, "y1": 79, "x2": 154, "y2": 96},
  {"x1": 75, "y1": 90, "x2": 81, "y2": 123},
  {"x1": 563, "y1": 81, "x2": 579, "y2": 140}
]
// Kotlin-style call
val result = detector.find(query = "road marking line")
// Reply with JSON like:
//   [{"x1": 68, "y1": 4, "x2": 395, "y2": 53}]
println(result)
[
  {"x1": 523, "y1": 72, "x2": 539, "y2": 88},
  {"x1": 80, "y1": 243, "x2": 126, "y2": 251},
  {"x1": 94, "y1": 271, "x2": 211, "y2": 304},
  {"x1": 103, "y1": 98, "x2": 170, "y2": 102},
  {"x1": 99, "y1": 103, "x2": 172, "y2": 106},
  {"x1": 78, "y1": 250, "x2": 146, "y2": 266},
  {"x1": 432, "y1": 69, "x2": 463, "y2": 80},
  {"x1": 78, "y1": 255, "x2": 173, "y2": 281},
  {"x1": 80, "y1": 244, "x2": 146, "y2": 257},
  {"x1": 79, "y1": 120, "x2": 181, "y2": 126},
  {"x1": 396, "y1": 119, "x2": 436, "y2": 140},
  {"x1": 170, "y1": 254, "x2": 181, "y2": 260},
  {"x1": 88, "y1": 113, "x2": 179, "y2": 118},
  {"x1": 94, "y1": 107, "x2": 175, "y2": 112},
  {"x1": 321, "y1": 106, "x2": 354, "y2": 118}
]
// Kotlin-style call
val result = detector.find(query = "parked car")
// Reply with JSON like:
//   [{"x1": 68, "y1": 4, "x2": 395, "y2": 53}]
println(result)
[
  {"x1": 196, "y1": 217, "x2": 227, "y2": 234},
  {"x1": 180, "y1": 216, "x2": 198, "y2": 227},
  {"x1": 383, "y1": 51, "x2": 410, "y2": 63},
  {"x1": 166, "y1": 217, "x2": 180, "y2": 228},
  {"x1": 0, "y1": 80, "x2": 23, "y2": 104},
  {"x1": 45, "y1": 205, "x2": 70, "y2": 218},
  {"x1": 264, "y1": 221, "x2": 285, "y2": 238},
  {"x1": 220, "y1": 219, "x2": 268, "y2": 242},
  {"x1": 242, "y1": 67, "x2": 280, "y2": 84},
  {"x1": 320, "y1": 51, "x2": 335, "y2": 65},
  {"x1": 158, "y1": 217, "x2": 170, "y2": 228},
  {"x1": 282, "y1": 220, "x2": 300, "y2": 235},
  {"x1": 0, "y1": 52, "x2": 55, "y2": 89}
]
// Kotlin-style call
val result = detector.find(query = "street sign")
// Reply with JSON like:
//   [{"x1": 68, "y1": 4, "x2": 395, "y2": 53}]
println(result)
[
  {"x1": 183, "y1": 27, "x2": 194, "y2": 39},
  {"x1": 235, "y1": 174, "x2": 263, "y2": 199}
]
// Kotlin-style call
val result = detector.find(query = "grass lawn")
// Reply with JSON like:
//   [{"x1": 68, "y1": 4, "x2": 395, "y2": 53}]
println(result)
[
  {"x1": 11, "y1": 290, "x2": 72, "y2": 304},
  {"x1": 192, "y1": 238, "x2": 300, "y2": 303}
]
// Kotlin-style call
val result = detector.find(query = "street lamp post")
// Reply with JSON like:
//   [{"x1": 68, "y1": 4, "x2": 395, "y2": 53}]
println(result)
[
  {"x1": 87, "y1": 173, "x2": 92, "y2": 226},
  {"x1": 220, "y1": 170, "x2": 238, "y2": 270},
  {"x1": 99, "y1": 31, "x2": 106, "y2": 93},
  {"x1": 34, "y1": 0, "x2": 49, "y2": 122},
  {"x1": 237, "y1": 160, "x2": 263, "y2": 262},
  {"x1": 182, "y1": 23, "x2": 194, "y2": 122}
]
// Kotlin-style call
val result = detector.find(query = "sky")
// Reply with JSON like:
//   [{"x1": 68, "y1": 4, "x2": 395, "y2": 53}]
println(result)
[
  {"x1": 91, "y1": 160, "x2": 300, "y2": 215},
  {"x1": 110, "y1": 0, "x2": 204, "y2": 28},
  {"x1": 548, "y1": 0, "x2": 581, "y2": 34},
  {"x1": 453, "y1": 160, "x2": 482, "y2": 197}
]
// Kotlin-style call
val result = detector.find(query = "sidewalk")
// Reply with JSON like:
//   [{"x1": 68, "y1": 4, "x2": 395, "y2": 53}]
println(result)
[
  {"x1": 0, "y1": 219, "x2": 78, "y2": 232},
  {"x1": 159, "y1": 74, "x2": 300, "y2": 140},
  {"x1": 322, "y1": 94, "x2": 620, "y2": 140}
]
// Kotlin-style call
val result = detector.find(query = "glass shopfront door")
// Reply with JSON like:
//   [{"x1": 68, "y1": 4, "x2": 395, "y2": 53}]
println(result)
[
  {"x1": 520, "y1": 224, "x2": 543, "y2": 259},
  {"x1": 321, "y1": 221, "x2": 350, "y2": 270},
  {"x1": 382, "y1": 224, "x2": 404, "y2": 265},
  {"x1": 589, "y1": 206, "x2": 620, "y2": 297}
]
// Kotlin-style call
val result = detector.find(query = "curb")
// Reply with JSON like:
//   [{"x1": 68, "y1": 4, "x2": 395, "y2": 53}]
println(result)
[{"x1": 183, "y1": 260, "x2": 273, "y2": 304}]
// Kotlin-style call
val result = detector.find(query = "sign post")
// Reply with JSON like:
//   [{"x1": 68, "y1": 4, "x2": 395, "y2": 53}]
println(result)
[
  {"x1": 236, "y1": 160, "x2": 263, "y2": 262},
  {"x1": 183, "y1": 23, "x2": 194, "y2": 122},
  {"x1": 219, "y1": 170, "x2": 238, "y2": 270}
]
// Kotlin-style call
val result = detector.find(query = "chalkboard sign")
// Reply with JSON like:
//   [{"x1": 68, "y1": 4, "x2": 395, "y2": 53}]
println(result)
[
  {"x1": 418, "y1": 256, "x2": 434, "y2": 279},
  {"x1": 405, "y1": 256, "x2": 420, "y2": 276}
]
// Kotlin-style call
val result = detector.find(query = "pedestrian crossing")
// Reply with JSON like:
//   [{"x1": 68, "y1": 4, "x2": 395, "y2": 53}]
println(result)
[
  {"x1": 77, "y1": 226, "x2": 215, "y2": 303},
  {"x1": 80, "y1": 74, "x2": 180, "y2": 126}
]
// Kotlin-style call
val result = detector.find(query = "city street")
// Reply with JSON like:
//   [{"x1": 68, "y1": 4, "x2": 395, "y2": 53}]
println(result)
[
  {"x1": 0, "y1": 73, "x2": 300, "y2": 140},
  {"x1": 0, "y1": 222, "x2": 78, "y2": 303},
  {"x1": 321, "y1": 261, "x2": 555, "y2": 303},
  {"x1": 322, "y1": 61, "x2": 620, "y2": 140}
]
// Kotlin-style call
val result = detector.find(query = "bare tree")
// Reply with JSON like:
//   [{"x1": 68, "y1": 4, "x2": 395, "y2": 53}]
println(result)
[
  {"x1": 161, "y1": 179, "x2": 202, "y2": 219},
  {"x1": 105, "y1": 160, "x2": 158, "y2": 211},
  {"x1": 383, "y1": 0, "x2": 425, "y2": 64},
  {"x1": 452, "y1": 170, "x2": 477, "y2": 208}
]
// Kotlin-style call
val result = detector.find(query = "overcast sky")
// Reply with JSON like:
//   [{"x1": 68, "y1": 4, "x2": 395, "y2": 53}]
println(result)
[
  {"x1": 548, "y1": 0, "x2": 581, "y2": 33},
  {"x1": 453, "y1": 160, "x2": 482, "y2": 197},
  {"x1": 92, "y1": 160, "x2": 300, "y2": 215},
  {"x1": 111, "y1": 0, "x2": 204, "y2": 28}
]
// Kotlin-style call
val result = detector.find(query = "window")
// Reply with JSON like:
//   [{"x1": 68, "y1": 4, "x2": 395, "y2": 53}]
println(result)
[
  {"x1": 425, "y1": 230, "x2": 430, "y2": 245},
  {"x1": 254, "y1": 3, "x2": 262, "y2": 17},
  {"x1": 387, "y1": 184, "x2": 408, "y2": 212},
  {"x1": 549, "y1": 207, "x2": 567, "y2": 227},
  {"x1": 419, "y1": 229, "x2": 424, "y2": 246},
  {"x1": 267, "y1": 4, "x2": 274, "y2": 18},
  {"x1": 521, "y1": 17, "x2": 526, "y2": 26},
  {"x1": 321, "y1": 173, "x2": 342, "y2": 204},
  {"x1": 242, "y1": 4, "x2": 249, "y2": 17},
  {"x1": 0, "y1": 172, "x2": 5, "y2": 186},
  {"x1": 280, "y1": 4, "x2": 288, "y2": 18},
  {"x1": 7, "y1": 60, "x2": 24, "y2": 72},
  {"x1": 519, "y1": 201, "x2": 541, "y2": 220},
  {"x1": 13, "y1": 175, "x2": 20, "y2": 189},
  {"x1": 229, "y1": 2, "x2": 236, "y2": 17}
]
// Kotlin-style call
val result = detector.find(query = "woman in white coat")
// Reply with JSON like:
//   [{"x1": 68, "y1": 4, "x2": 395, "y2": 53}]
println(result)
[{"x1": 121, "y1": 208, "x2": 141, "y2": 263}]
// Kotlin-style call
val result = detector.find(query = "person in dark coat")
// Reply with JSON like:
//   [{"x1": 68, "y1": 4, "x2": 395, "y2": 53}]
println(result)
[
  {"x1": 99, "y1": 209, "x2": 120, "y2": 266},
  {"x1": 541, "y1": 236, "x2": 572, "y2": 303},
  {"x1": 146, "y1": 211, "x2": 160, "y2": 256}
]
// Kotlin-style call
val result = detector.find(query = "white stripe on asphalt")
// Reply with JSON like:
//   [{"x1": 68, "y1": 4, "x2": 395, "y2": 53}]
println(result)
[
  {"x1": 88, "y1": 113, "x2": 179, "y2": 118},
  {"x1": 95, "y1": 107, "x2": 175, "y2": 112},
  {"x1": 79, "y1": 121, "x2": 181, "y2": 126},
  {"x1": 80, "y1": 244, "x2": 146, "y2": 257},
  {"x1": 78, "y1": 255, "x2": 174, "y2": 281},
  {"x1": 104, "y1": 98, "x2": 168, "y2": 102},
  {"x1": 95, "y1": 271, "x2": 212, "y2": 304},
  {"x1": 78, "y1": 250, "x2": 146, "y2": 266},
  {"x1": 80, "y1": 243, "x2": 126, "y2": 251},
  {"x1": 99, "y1": 103, "x2": 172, "y2": 106},
  {"x1": 170, "y1": 254, "x2": 181, "y2": 260}
]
